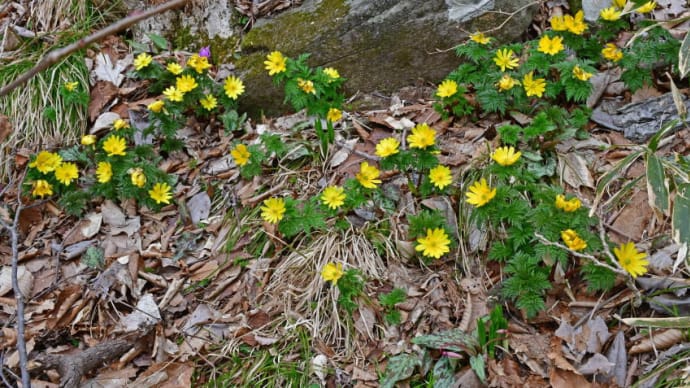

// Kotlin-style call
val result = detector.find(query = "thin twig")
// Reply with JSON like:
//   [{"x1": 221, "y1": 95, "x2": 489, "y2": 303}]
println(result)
[
  {"x1": 431, "y1": 1, "x2": 541, "y2": 55},
  {"x1": 534, "y1": 232, "x2": 627, "y2": 276},
  {"x1": 0, "y1": 353, "x2": 13, "y2": 388},
  {"x1": 0, "y1": 0, "x2": 189, "y2": 97},
  {"x1": 0, "y1": 171, "x2": 30, "y2": 388}
]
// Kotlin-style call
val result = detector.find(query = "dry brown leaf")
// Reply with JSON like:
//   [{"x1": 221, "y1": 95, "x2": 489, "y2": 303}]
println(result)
[
  {"x1": 630, "y1": 328, "x2": 684, "y2": 354},
  {"x1": 549, "y1": 368, "x2": 592, "y2": 388}
]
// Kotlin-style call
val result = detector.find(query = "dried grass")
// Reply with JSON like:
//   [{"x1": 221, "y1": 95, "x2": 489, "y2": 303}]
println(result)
[
  {"x1": 262, "y1": 225, "x2": 398, "y2": 360},
  {"x1": 0, "y1": 56, "x2": 88, "y2": 180}
]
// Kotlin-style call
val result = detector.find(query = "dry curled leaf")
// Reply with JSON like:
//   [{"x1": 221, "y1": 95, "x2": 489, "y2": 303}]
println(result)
[{"x1": 630, "y1": 329, "x2": 684, "y2": 354}]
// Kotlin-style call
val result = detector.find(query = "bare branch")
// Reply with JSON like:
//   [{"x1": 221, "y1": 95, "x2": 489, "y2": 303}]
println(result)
[{"x1": 0, "y1": 0, "x2": 189, "y2": 97}]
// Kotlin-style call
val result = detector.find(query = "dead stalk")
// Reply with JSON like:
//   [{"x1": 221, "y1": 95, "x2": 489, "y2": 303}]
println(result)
[
  {"x1": 0, "y1": 0, "x2": 189, "y2": 97},
  {"x1": 0, "y1": 171, "x2": 30, "y2": 388}
]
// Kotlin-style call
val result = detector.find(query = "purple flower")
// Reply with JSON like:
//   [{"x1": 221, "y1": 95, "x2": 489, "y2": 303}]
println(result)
[{"x1": 199, "y1": 46, "x2": 211, "y2": 58}]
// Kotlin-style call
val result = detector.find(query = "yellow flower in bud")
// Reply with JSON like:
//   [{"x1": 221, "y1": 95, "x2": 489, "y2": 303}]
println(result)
[
  {"x1": 323, "y1": 67, "x2": 340, "y2": 80},
  {"x1": 81, "y1": 135, "x2": 96, "y2": 146},
  {"x1": 321, "y1": 262, "x2": 344, "y2": 285},
  {"x1": 602, "y1": 43, "x2": 624, "y2": 62},
  {"x1": 166, "y1": 62, "x2": 183, "y2": 75},
  {"x1": 636, "y1": 1, "x2": 656, "y2": 13},
  {"x1": 561, "y1": 229, "x2": 587, "y2": 251},
  {"x1": 297, "y1": 78, "x2": 316, "y2": 94},
  {"x1": 497, "y1": 74, "x2": 520, "y2": 91},
  {"x1": 130, "y1": 167, "x2": 146, "y2": 188},
  {"x1": 32, "y1": 180, "x2": 53, "y2": 198},
  {"x1": 148, "y1": 100, "x2": 165, "y2": 113},
  {"x1": 64, "y1": 81, "x2": 79, "y2": 92},
  {"x1": 572, "y1": 65, "x2": 593, "y2": 81},
  {"x1": 469, "y1": 32, "x2": 491, "y2": 44},
  {"x1": 537, "y1": 35, "x2": 564, "y2": 56},
  {"x1": 113, "y1": 119, "x2": 130, "y2": 130},
  {"x1": 187, "y1": 54, "x2": 211, "y2": 73},
  {"x1": 600, "y1": 7, "x2": 621, "y2": 21},
  {"x1": 327, "y1": 108, "x2": 342, "y2": 122}
]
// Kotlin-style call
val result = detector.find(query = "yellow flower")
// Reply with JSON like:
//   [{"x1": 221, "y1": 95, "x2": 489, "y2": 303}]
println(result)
[
  {"x1": 496, "y1": 74, "x2": 519, "y2": 91},
  {"x1": 200, "y1": 94, "x2": 217, "y2": 111},
  {"x1": 32, "y1": 180, "x2": 53, "y2": 198},
  {"x1": 103, "y1": 135, "x2": 126, "y2": 156},
  {"x1": 64, "y1": 81, "x2": 79, "y2": 92},
  {"x1": 407, "y1": 123, "x2": 436, "y2": 149},
  {"x1": 555, "y1": 194, "x2": 582, "y2": 212},
  {"x1": 538, "y1": 35, "x2": 564, "y2": 55},
  {"x1": 375, "y1": 137, "x2": 400, "y2": 158},
  {"x1": 224, "y1": 76, "x2": 245, "y2": 99},
  {"x1": 600, "y1": 7, "x2": 621, "y2": 21},
  {"x1": 96, "y1": 161, "x2": 112, "y2": 183},
  {"x1": 321, "y1": 262, "x2": 344, "y2": 285},
  {"x1": 134, "y1": 53, "x2": 152, "y2": 71},
  {"x1": 602, "y1": 43, "x2": 623, "y2": 62},
  {"x1": 493, "y1": 48, "x2": 519, "y2": 72},
  {"x1": 264, "y1": 51, "x2": 287, "y2": 75},
  {"x1": 636, "y1": 1, "x2": 656, "y2": 13},
  {"x1": 187, "y1": 54, "x2": 211, "y2": 73},
  {"x1": 614, "y1": 242, "x2": 649, "y2": 278},
  {"x1": 54, "y1": 162, "x2": 79, "y2": 186},
  {"x1": 323, "y1": 67, "x2": 340, "y2": 80},
  {"x1": 113, "y1": 119, "x2": 130, "y2": 130},
  {"x1": 491, "y1": 146, "x2": 521, "y2": 166},
  {"x1": 561, "y1": 229, "x2": 587, "y2": 251},
  {"x1": 261, "y1": 197, "x2": 286, "y2": 224},
  {"x1": 81, "y1": 135, "x2": 96, "y2": 146},
  {"x1": 29, "y1": 151, "x2": 62, "y2": 174},
  {"x1": 231, "y1": 144, "x2": 251, "y2": 167},
  {"x1": 465, "y1": 178, "x2": 496, "y2": 207},
  {"x1": 130, "y1": 167, "x2": 146, "y2": 188},
  {"x1": 436, "y1": 79, "x2": 458, "y2": 98},
  {"x1": 550, "y1": 15, "x2": 567, "y2": 31},
  {"x1": 469, "y1": 32, "x2": 491, "y2": 44},
  {"x1": 565, "y1": 11, "x2": 587, "y2": 35},
  {"x1": 297, "y1": 78, "x2": 316, "y2": 94},
  {"x1": 149, "y1": 182, "x2": 173, "y2": 205},
  {"x1": 613, "y1": 0, "x2": 627, "y2": 8},
  {"x1": 429, "y1": 165, "x2": 453, "y2": 190},
  {"x1": 415, "y1": 228, "x2": 451, "y2": 259},
  {"x1": 327, "y1": 108, "x2": 342, "y2": 122},
  {"x1": 356, "y1": 162, "x2": 382, "y2": 189},
  {"x1": 163, "y1": 86, "x2": 184, "y2": 102},
  {"x1": 321, "y1": 186, "x2": 346, "y2": 210},
  {"x1": 148, "y1": 100, "x2": 165, "y2": 113},
  {"x1": 523, "y1": 72, "x2": 546, "y2": 98},
  {"x1": 176, "y1": 74, "x2": 198, "y2": 93},
  {"x1": 166, "y1": 62, "x2": 183, "y2": 75},
  {"x1": 572, "y1": 65, "x2": 593, "y2": 81}
]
